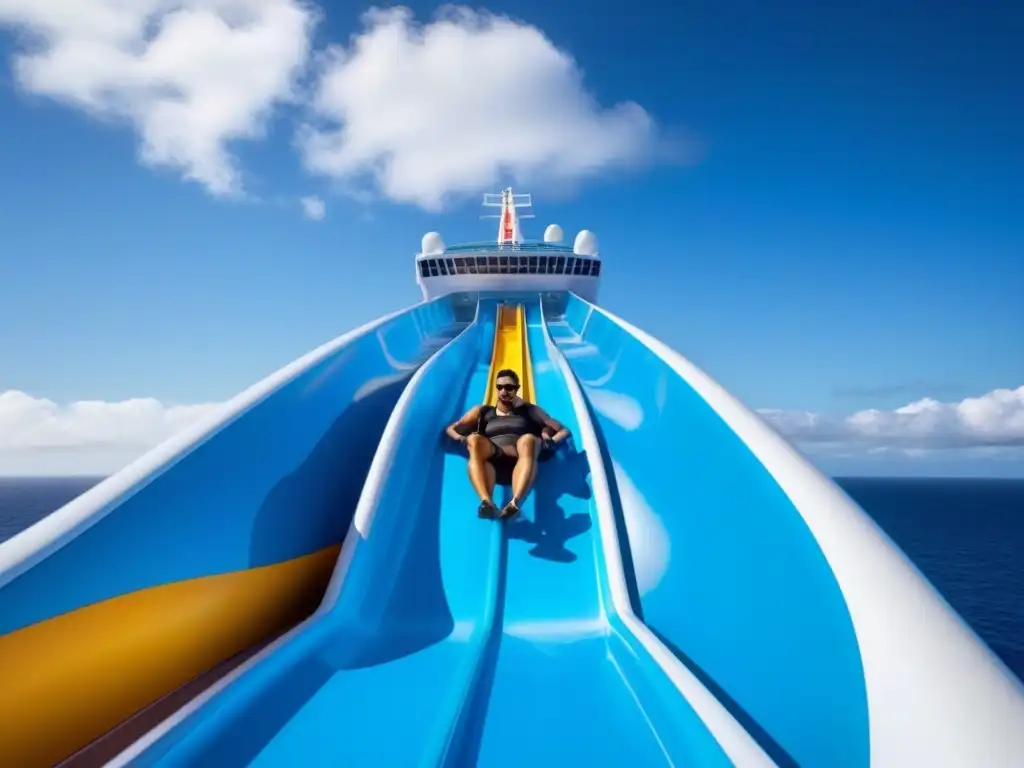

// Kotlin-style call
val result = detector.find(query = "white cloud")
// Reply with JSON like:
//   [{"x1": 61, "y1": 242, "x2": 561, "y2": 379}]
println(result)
[
  {"x1": 297, "y1": 6, "x2": 664, "y2": 210},
  {"x1": 0, "y1": 390, "x2": 220, "y2": 475},
  {"x1": 0, "y1": 0, "x2": 317, "y2": 197},
  {"x1": 1, "y1": 4, "x2": 672, "y2": 207},
  {"x1": 3, "y1": 383, "x2": 1021, "y2": 476},
  {"x1": 300, "y1": 194, "x2": 325, "y2": 220},
  {"x1": 761, "y1": 385, "x2": 1024, "y2": 453}
]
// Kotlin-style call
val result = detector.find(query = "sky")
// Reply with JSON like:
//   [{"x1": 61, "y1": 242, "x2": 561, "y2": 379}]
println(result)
[{"x1": 0, "y1": 0, "x2": 1021, "y2": 477}]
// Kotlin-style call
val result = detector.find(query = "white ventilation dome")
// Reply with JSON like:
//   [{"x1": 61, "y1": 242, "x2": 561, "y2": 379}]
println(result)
[
  {"x1": 421, "y1": 231, "x2": 445, "y2": 256},
  {"x1": 573, "y1": 229, "x2": 598, "y2": 256},
  {"x1": 543, "y1": 224, "x2": 564, "y2": 244}
]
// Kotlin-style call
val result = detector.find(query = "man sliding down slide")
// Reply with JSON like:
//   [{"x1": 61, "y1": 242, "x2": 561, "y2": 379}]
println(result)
[{"x1": 445, "y1": 369, "x2": 571, "y2": 521}]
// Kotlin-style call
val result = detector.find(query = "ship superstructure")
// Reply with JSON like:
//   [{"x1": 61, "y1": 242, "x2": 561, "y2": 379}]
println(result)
[{"x1": 415, "y1": 187, "x2": 602, "y2": 302}]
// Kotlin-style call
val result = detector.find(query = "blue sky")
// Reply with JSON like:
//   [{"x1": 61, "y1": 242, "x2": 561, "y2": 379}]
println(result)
[{"x1": 0, "y1": 0, "x2": 1021, "y2": 476}]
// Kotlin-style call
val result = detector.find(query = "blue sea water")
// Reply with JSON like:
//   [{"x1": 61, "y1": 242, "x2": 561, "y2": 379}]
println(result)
[{"x1": 0, "y1": 476, "x2": 1022, "y2": 684}]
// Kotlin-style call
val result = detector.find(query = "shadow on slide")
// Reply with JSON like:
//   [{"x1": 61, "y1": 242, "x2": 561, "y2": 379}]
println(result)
[{"x1": 505, "y1": 449, "x2": 593, "y2": 563}]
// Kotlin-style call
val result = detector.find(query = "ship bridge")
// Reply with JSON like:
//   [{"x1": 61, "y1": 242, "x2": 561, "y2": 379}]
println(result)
[{"x1": 416, "y1": 187, "x2": 602, "y2": 302}]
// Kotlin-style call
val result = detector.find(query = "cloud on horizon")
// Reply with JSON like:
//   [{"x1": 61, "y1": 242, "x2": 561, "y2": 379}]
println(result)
[
  {"x1": 758, "y1": 384, "x2": 1024, "y2": 452},
  {"x1": 0, "y1": 3, "x2": 672, "y2": 210},
  {"x1": 0, "y1": 390, "x2": 221, "y2": 475},
  {"x1": 1, "y1": 384, "x2": 1021, "y2": 476}
]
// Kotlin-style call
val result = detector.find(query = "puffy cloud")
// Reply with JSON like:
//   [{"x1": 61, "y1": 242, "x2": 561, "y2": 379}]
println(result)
[
  {"x1": 0, "y1": 390, "x2": 220, "y2": 475},
  {"x1": 300, "y1": 194, "x2": 325, "y2": 220},
  {"x1": 297, "y1": 6, "x2": 664, "y2": 209},
  {"x1": 761, "y1": 385, "x2": 1024, "y2": 452},
  {"x1": 1, "y1": 3, "x2": 670, "y2": 207},
  {"x1": 0, "y1": 0, "x2": 317, "y2": 196}
]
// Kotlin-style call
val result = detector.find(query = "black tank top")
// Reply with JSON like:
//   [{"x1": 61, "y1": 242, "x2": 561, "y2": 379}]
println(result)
[{"x1": 478, "y1": 404, "x2": 545, "y2": 443}]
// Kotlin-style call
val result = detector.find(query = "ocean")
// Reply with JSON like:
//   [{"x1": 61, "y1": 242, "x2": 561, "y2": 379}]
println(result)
[{"x1": 1, "y1": 476, "x2": 1022, "y2": 684}]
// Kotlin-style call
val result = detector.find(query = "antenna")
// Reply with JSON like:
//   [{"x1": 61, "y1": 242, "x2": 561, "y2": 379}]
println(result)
[{"x1": 480, "y1": 187, "x2": 535, "y2": 245}]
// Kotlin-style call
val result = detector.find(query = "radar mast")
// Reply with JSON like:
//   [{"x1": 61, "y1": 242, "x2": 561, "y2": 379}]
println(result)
[{"x1": 481, "y1": 187, "x2": 535, "y2": 246}]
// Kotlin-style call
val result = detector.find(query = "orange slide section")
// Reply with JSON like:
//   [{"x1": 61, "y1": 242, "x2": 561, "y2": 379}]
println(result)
[{"x1": 0, "y1": 545, "x2": 339, "y2": 768}]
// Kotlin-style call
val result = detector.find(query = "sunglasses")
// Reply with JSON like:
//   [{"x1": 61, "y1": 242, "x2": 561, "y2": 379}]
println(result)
[{"x1": 496, "y1": 383, "x2": 519, "y2": 392}]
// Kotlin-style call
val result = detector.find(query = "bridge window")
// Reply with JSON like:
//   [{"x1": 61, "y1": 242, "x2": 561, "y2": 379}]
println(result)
[{"x1": 418, "y1": 251, "x2": 598, "y2": 279}]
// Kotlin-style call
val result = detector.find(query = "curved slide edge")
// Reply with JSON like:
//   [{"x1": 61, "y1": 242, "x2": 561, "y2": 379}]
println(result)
[
  {"x1": 537, "y1": 299, "x2": 775, "y2": 767},
  {"x1": 111, "y1": 299, "x2": 495, "y2": 766},
  {"x1": 0, "y1": 295, "x2": 455, "y2": 593},
  {"x1": 0, "y1": 295, "x2": 467, "y2": 768},
  {"x1": 557, "y1": 292, "x2": 1024, "y2": 767}
]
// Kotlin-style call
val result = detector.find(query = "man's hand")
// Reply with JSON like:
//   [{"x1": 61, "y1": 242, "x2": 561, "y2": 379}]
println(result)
[{"x1": 444, "y1": 424, "x2": 467, "y2": 446}]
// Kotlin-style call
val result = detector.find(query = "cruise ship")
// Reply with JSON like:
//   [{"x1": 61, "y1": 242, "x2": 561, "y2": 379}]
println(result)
[{"x1": 2, "y1": 189, "x2": 1023, "y2": 767}]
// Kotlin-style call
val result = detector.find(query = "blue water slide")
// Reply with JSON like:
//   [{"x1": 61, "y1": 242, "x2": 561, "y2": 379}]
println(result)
[
  {"x1": 0, "y1": 296, "x2": 476, "y2": 768},
  {"x1": 0, "y1": 297, "x2": 467, "y2": 633},
  {"x1": 546, "y1": 291, "x2": 1024, "y2": 767},
  {"x1": 470, "y1": 301, "x2": 763, "y2": 766},
  {"x1": 116, "y1": 301, "x2": 496, "y2": 765},
  {"x1": 111, "y1": 297, "x2": 770, "y2": 767}
]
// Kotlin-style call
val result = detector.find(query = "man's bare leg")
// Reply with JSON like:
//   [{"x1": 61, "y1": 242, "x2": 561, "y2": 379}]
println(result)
[
  {"x1": 502, "y1": 434, "x2": 541, "y2": 519},
  {"x1": 466, "y1": 434, "x2": 498, "y2": 515}
]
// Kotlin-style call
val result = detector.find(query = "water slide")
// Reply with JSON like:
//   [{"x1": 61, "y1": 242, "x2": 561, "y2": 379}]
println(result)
[
  {"x1": 69, "y1": 297, "x2": 764, "y2": 767},
  {"x1": 3, "y1": 195, "x2": 1024, "y2": 767}
]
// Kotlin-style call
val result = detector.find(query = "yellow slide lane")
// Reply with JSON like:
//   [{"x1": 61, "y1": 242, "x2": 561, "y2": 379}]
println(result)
[
  {"x1": 484, "y1": 303, "x2": 535, "y2": 405},
  {"x1": 0, "y1": 544, "x2": 340, "y2": 768}
]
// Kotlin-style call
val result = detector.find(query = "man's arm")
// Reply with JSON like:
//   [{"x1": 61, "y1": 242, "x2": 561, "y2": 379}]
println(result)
[
  {"x1": 445, "y1": 405, "x2": 482, "y2": 444},
  {"x1": 531, "y1": 406, "x2": 571, "y2": 444}
]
